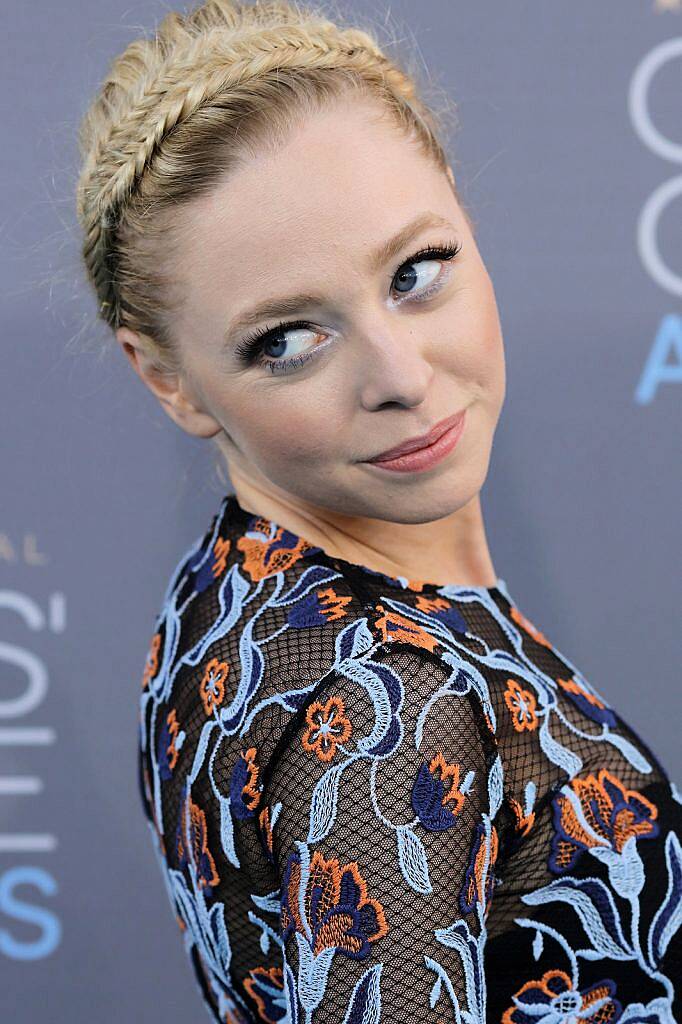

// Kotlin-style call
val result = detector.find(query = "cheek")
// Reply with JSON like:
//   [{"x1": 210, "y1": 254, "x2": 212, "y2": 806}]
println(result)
[
  {"x1": 444, "y1": 283, "x2": 504, "y2": 385},
  {"x1": 241, "y1": 391, "x2": 338, "y2": 465}
]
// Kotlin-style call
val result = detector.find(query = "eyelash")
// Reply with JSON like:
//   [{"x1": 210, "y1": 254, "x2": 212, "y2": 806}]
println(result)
[{"x1": 233, "y1": 238, "x2": 463, "y2": 374}]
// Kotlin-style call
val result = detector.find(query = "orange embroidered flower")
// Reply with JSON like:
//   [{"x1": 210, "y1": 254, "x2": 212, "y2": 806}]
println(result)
[
  {"x1": 374, "y1": 604, "x2": 440, "y2": 650},
  {"x1": 200, "y1": 657, "x2": 229, "y2": 716},
  {"x1": 237, "y1": 520, "x2": 313, "y2": 581},
  {"x1": 302, "y1": 695, "x2": 352, "y2": 762},
  {"x1": 280, "y1": 849, "x2": 389, "y2": 957},
  {"x1": 239, "y1": 747, "x2": 263, "y2": 811},
  {"x1": 502, "y1": 968, "x2": 621, "y2": 1023},
  {"x1": 504, "y1": 678, "x2": 539, "y2": 731},
  {"x1": 412, "y1": 751, "x2": 467, "y2": 830},
  {"x1": 510, "y1": 605, "x2": 552, "y2": 648},
  {"x1": 550, "y1": 768, "x2": 660, "y2": 873},
  {"x1": 142, "y1": 631, "x2": 161, "y2": 689}
]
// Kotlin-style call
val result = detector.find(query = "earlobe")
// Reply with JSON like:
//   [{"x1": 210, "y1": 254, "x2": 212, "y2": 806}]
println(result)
[{"x1": 115, "y1": 326, "x2": 222, "y2": 439}]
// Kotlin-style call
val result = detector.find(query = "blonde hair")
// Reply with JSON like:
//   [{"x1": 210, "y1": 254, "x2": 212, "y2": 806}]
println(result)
[{"x1": 75, "y1": 0, "x2": 467, "y2": 373}]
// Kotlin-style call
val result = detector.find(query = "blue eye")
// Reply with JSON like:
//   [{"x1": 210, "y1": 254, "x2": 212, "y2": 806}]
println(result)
[{"x1": 233, "y1": 239, "x2": 462, "y2": 375}]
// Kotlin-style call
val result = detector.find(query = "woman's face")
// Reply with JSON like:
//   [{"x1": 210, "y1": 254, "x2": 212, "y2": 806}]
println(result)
[{"x1": 145, "y1": 98, "x2": 506, "y2": 526}]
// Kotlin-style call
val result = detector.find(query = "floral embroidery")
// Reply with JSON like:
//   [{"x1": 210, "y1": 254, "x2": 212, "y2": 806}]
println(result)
[
  {"x1": 301, "y1": 695, "x2": 352, "y2": 762},
  {"x1": 412, "y1": 751, "x2": 467, "y2": 830},
  {"x1": 509, "y1": 795, "x2": 536, "y2": 837},
  {"x1": 230, "y1": 746, "x2": 264, "y2": 819},
  {"x1": 374, "y1": 604, "x2": 440, "y2": 649},
  {"x1": 200, "y1": 657, "x2": 229, "y2": 716},
  {"x1": 175, "y1": 790, "x2": 220, "y2": 896},
  {"x1": 415, "y1": 593, "x2": 469, "y2": 634},
  {"x1": 502, "y1": 968, "x2": 622, "y2": 1023},
  {"x1": 280, "y1": 848, "x2": 389, "y2": 958},
  {"x1": 549, "y1": 768, "x2": 660, "y2": 873},
  {"x1": 288, "y1": 586, "x2": 353, "y2": 628},
  {"x1": 212, "y1": 535, "x2": 231, "y2": 578},
  {"x1": 504, "y1": 678, "x2": 539, "y2": 731},
  {"x1": 257, "y1": 804, "x2": 274, "y2": 861},
  {"x1": 237, "y1": 518, "x2": 314, "y2": 581},
  {"x1": 138, "y1": 493, "x2": 682, "y2": 1023},
  {"x1": 460, "y1": 821, "x2": 499, "y2": 919},
  {"x1": 557, "y1": 675, "x2": 617, "y2": 727},
  {"x1": 189, "y1": 532, "x2": 232, "y2": 593}
]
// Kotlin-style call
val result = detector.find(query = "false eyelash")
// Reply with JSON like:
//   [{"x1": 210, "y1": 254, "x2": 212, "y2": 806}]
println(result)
[{"x1": 233, "y1": 238, "x2": 463, "y2": 369}]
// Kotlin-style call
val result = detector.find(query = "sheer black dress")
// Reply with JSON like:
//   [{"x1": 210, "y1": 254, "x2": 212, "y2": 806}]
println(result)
[{"x1": 138, "y1": 492, "x2": 682, "y2": 1023}]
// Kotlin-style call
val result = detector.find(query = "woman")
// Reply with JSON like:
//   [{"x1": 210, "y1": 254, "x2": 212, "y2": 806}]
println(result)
[{"x1": 75, "y1": 2, "x2": 682, "y2": 1021}]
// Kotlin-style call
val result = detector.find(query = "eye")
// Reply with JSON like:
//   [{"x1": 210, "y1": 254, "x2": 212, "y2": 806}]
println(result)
[
  {"x1": 233, "y1": 320, "x2": 329, "y2": 374},
  {"x1": 233, "y1": 238, "x2": 462, "y2": 374},
  {"x1": 391, "y1": 241, "x2": 462, "y2": 299}
]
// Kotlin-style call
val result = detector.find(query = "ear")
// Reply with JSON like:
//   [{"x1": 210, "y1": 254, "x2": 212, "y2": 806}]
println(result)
[
  {"x1": 116, "y1": 326, "x2": 222, "y2": 439},
  {"x1": 445, "y1": 164, "x2": 456, "y2": 189}
]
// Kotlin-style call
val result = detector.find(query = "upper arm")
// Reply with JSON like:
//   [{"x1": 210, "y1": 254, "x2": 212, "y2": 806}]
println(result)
[{"x1": 261, "y1": 643, "x2": 504, "y2": 1022}]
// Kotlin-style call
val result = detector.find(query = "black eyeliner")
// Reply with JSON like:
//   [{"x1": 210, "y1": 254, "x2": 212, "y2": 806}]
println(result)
[{"x1": 233, "y1": 238, "x2": 462, "y2": 371}]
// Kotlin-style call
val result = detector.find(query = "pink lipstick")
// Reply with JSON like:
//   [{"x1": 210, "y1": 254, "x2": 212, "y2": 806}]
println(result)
[{"x1": 363, "y1": 408, "x2": 467, "y2": 473}]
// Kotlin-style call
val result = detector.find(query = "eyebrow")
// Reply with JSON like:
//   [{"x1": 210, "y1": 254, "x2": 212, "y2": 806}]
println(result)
[{"x1": 224, "y1": 211, "x2": 457, "y2": 341}]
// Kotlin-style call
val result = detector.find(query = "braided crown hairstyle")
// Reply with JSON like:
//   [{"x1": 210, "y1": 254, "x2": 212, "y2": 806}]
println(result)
[{"x1": 75, "y1": 0, "x2": 467, "y2": 373}]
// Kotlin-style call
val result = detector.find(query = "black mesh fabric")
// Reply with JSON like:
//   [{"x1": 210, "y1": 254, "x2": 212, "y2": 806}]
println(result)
[{"x1": 137, "y1": 492, "x2": 682, "y2": 1022}]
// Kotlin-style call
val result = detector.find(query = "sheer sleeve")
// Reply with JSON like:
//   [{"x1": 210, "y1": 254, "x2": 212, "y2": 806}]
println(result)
[{"x1": 259, "y1": 641, "x2": 505, "y2": 1023}]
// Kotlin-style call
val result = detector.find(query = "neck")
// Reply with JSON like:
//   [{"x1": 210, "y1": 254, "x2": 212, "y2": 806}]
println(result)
[{"x1": 227, "y1": 470, "x2": 498, "y2": 588}]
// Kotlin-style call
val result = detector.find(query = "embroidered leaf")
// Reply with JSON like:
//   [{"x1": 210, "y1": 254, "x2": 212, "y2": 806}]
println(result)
[
  {"x1": 523, "y1": 876, "x2": 632, "y2": 959},
  {"x1": 619, "y1": 995, "x2": 678, "y2": 1023},
  {"x1": 294, "y1": 933, "x2": 335, "y2": 1013},
  {"x1": 342, "y1": 963, "x2": 383, "y2": 1024},
  {"x1": 431, "y1": 920, "x2": 484, "y2": 1023},
  {"x1": 648, "y1": 828, "x2": 682, "y2": 966},
  {"x1": 219, "y1": 792, "x2": 239, "y2": 868},
  {"x1": 538, "y1": 718, "x2": 583, "y2": 777},
  {"x1": 336, "y1": 615, "x2": 376, "y2": 661},
  {"x1": 396, "y1": 824, "x2": 432, "y2": 894},
  {"x1": 488, "y1": 754, "x2": 504, "y2": 819},
  {"x1": 425, "y1": 955, "x2": 464, "y2": 1024},
  {"x1": 307, "y1": 763, "x2": 344, "y2": 844},
  {"x1": 602, "y1": 730, "x2": 653, "y2": 775},
  {"x1": 428, "y1": 970, "x2": 442, "y2": 1009}
]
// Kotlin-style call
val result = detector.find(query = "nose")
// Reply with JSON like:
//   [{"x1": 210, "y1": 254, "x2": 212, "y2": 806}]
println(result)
[{"x1": 354, "y1": 316, "x2": 434, "y2": 410}]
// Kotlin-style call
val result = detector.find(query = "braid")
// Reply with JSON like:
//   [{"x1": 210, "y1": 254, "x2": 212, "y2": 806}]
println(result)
[{"x1": 76, "y1": 0, "x2": 453, "y2": 343}]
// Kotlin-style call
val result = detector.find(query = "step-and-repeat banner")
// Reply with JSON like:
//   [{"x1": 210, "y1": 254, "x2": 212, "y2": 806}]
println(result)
[{"x1": 2, "y1": 2, "x2": 680, "y2": 1020}]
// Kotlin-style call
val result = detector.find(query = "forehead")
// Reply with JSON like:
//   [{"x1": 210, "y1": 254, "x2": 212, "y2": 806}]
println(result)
[{"x1": 183, "y1": 102, "x2": 455, "y2": 277}]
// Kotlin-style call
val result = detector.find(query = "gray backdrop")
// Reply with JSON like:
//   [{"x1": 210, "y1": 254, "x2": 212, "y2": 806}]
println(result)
[{"x1": 2, "y1": 1, "x2": 680, "y2": 1019}]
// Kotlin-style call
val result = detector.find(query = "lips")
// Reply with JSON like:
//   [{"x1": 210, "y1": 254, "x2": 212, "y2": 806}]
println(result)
[{"x1": 366, "y1": 410, "x2": 466, "y2": 463}]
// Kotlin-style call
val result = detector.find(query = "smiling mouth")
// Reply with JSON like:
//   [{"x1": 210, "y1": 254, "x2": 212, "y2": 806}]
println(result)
[{"x1": 365, "y1": 409, "x2": 466, "y2": 463}]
